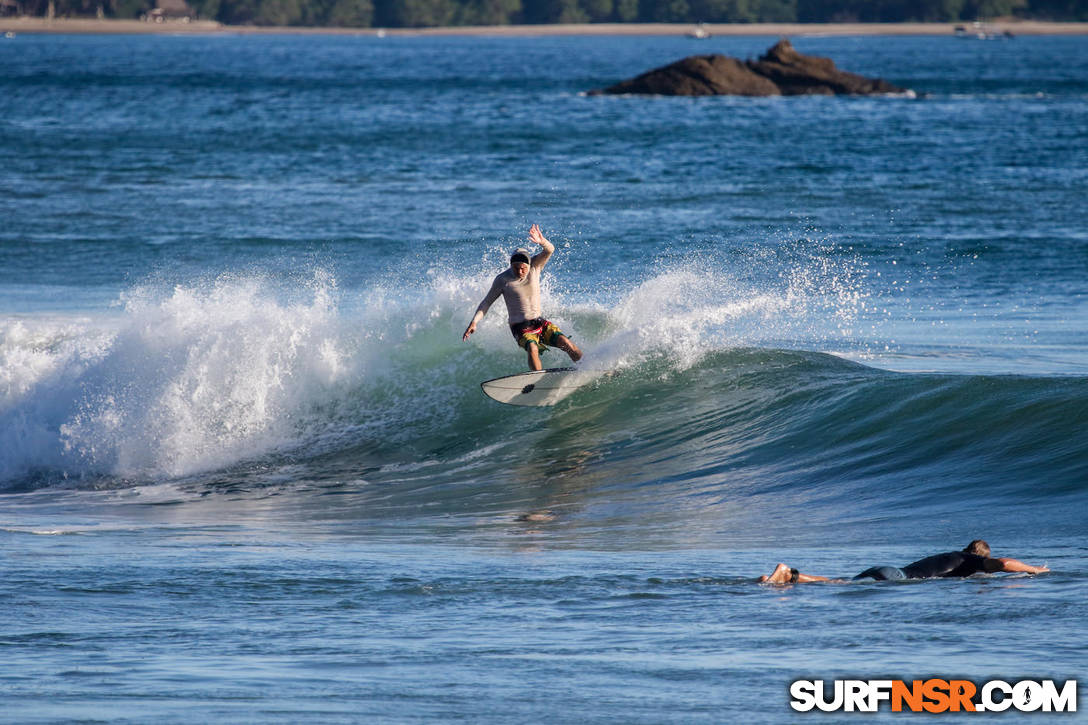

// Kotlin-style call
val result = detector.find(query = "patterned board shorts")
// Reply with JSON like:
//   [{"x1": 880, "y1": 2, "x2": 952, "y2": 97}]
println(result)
[{"x1": 510, "y1": 317, "x2": 564, "y2": 352}]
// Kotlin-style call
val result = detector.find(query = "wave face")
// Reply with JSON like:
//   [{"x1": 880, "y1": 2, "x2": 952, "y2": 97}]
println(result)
[{"x1": 3, "y1": 267, "x2": 1085, "y2": 533}]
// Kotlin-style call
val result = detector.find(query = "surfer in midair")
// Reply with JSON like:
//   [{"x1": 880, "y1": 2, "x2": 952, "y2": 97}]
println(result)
[{"x1": 463, "y1": 224, "x2": 583, "y2": 371}]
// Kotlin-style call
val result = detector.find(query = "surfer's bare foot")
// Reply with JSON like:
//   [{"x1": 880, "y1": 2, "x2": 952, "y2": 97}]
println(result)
[{"x1": 759, "y1": 563, "x2": 794, "y2": 584}]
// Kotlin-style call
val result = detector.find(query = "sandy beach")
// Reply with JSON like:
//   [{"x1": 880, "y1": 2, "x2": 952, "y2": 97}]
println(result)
[{"x1": 2, "y1": 16, "x2": 1088, "y2": 37}]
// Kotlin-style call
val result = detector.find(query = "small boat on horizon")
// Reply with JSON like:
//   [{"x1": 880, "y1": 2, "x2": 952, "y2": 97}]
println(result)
[
  {"x1": 954, "y1": 21, "x2": 1013, "y2": 40},
  {"x1": 687, "y1": 23, "x2": 710, "y2": 39}
]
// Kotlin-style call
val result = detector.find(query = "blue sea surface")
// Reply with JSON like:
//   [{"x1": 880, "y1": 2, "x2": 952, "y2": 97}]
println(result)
[{"x1": 1, "y1": 32, "x2": 1086, "y2": 722}]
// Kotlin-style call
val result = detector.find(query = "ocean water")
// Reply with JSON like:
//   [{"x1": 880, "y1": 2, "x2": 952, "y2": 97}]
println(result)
[{"x1": 1, "y1": 32, "x2": 1087, "y2": 722}]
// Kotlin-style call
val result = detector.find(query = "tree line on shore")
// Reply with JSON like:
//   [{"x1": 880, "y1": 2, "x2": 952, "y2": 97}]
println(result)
[{"x1": 14, "y1": 0, "x2": 1088, "y2": 28}]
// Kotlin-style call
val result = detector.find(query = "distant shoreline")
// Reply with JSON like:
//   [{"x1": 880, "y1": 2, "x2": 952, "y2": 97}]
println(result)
[{"x1": 3, "y1": 17, "x2": 1088, "y2": 37}]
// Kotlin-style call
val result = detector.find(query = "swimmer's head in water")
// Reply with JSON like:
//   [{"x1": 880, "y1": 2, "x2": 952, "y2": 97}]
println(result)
[{"x1": 963, "y1": 539, "x2": 990, "y2": 557}]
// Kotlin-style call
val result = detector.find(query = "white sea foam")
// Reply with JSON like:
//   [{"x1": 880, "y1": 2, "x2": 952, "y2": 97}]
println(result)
[
  {"x1": 564, "y1": 245, "x2": 870, "y2": 374},
  {"x1": 2, "y1": 272, "x2": 354, "y2": 482}
]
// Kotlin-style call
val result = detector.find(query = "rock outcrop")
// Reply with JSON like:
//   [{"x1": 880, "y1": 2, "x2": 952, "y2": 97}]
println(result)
[
  {"x1": 591, "y1": 39, "x2": 908, "y2": 97},
  {"x1": 595, "y1": 54, "x2": 782, "y2": 97}
]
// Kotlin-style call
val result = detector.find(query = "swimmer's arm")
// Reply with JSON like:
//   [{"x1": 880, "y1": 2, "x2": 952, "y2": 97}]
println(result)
[
  {"x1": 528, "y1": 224, "x2": 554, "y2": 268},
  {"x1": 996, "y1": 557, "x2": 1049, "y2": 574},
  {"x1": 796, "y1": 572, "x2": 837, "y2": 583},
  {"x1": 464, "y1": 277, "x2": 503, "y2": 341}
]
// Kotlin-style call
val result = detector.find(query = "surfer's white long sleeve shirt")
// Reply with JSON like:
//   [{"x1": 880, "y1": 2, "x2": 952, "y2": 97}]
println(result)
[{"x1": 475, "y1": 247, "x2": 552, "y2": 325}]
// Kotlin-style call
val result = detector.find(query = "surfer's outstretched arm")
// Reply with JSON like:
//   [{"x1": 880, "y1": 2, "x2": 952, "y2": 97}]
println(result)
[
  {"x1": 463, "y1": 277, "x2": 504, "y2": 341},
  {"x1": 996, "y1": 557, "x2": 1049, "y2": 574},
  {"x1": 528, "y1": 224, "x2": 554, "y2": 268}
]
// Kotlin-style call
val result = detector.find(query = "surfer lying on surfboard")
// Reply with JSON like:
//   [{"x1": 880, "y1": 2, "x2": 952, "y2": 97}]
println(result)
[
  {"x1": 758, "y1": 539, "x2": 1048, "y2": 584},
  {"x1": 462, "y1": 224, "x2": 583, "y2": 371}
]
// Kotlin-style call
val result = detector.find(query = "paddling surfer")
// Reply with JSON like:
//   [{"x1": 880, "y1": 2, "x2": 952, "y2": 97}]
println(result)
[
  {"x1": 463, "y1": 224, "x2": 582, "y2": 371},
  {"x1": 759, "y1": 540, "x2": 1049, "y2": 584}
]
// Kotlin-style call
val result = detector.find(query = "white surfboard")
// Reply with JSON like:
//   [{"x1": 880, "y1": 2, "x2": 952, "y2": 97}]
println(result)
[{"x1": 480, "y1": 367, "x2": 593, "y2": 407}]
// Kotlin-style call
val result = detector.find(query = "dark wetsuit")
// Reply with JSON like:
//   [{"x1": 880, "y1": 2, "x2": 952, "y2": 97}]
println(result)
[{"x1": 854, "y1": 552, "x2": 1005, "y2": 581}]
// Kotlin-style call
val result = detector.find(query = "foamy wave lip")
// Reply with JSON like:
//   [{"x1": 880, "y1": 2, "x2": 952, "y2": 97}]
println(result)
[
  {"x1": 64, "y1": 272, "x2": 353, "y2": 478},
  {"x1": 1, "y1": 271, "x2": 356, "y2": 483},
  {"x1": 575, "y1": 248, "x2": 871, "y2": 373},
  {"x1": 0, "y1": 316, "x2": 113, "y2": 411}
]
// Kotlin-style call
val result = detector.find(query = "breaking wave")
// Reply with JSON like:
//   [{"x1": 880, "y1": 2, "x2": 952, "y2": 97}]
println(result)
[{"x1": 2, "y1": 261, "x2": 1084, "y2": 523}]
